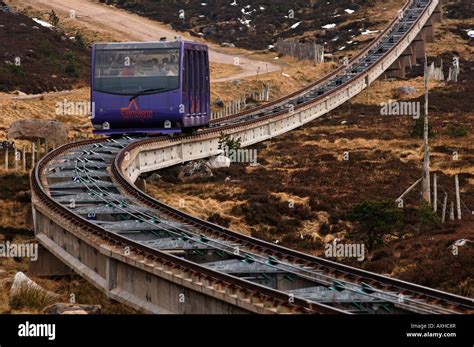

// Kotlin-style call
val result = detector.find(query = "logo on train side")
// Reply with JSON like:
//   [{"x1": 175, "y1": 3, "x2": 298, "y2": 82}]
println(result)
[{"x1": 120, "y1": 99, "x2": 153, "y2": 120}]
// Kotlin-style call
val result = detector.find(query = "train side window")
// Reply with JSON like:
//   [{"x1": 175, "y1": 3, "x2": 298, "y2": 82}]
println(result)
[
  {"x1": 196, "y1": 50, "x2": 202, "y2": 114},
  {"x1": 200, "y1": 50, "x2": 206, "y2": 115},
  {"x1": 194, "y1": 50, "x2": 198, "y2": 114},
  {"x1": 202, "y1": 51, "x2": 209, "y2": 114},
  {"x1": 193, "y1": 49, "x2": 198, "y2": 114},
  {"x1": 190, "y1": 50, "x2": 195, "y2": 113},
  {"x1": 183, "y1": 50, "x2": 188, "y2": 114},
  {"x1": 189, "y1": 50, "x2": 194, "y2": 114}
]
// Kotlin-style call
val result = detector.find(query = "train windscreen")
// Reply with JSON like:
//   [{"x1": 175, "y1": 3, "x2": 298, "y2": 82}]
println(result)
[{"x1": 94, "y1": 48, "x2": 180, "y2": 95}]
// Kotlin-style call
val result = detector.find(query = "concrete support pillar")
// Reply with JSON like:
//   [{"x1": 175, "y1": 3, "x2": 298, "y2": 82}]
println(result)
[
  {"x1": 423, "y1": 20, "x2": 435, "y2": 43},
  {"x1": 413, "y1": 32, "x2": 426, "y2": 61},
  {"x1": 385, "y1": 58, "x2": 406, "y2": 79},
  {"x1": 432, "y1": 1, "x2": 443, "y2": 23},
  {"x1": 28, "y1": 245, "x2": 73, "y2": 277},
  {"x1": 401, "y1": 45, "x2": 416, "y2": 69},
  {"x1": 105, "y1": 257, "x2": 118, "y2": 294},
  {"x1": 135, "y1": 177, "x2": 146, "y2": 192}
]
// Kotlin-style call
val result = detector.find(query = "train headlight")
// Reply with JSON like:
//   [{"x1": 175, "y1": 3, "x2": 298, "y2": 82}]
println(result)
[
  {"x1": 164, "y1": 120, "x2": 171, "y2": 129},
  {"x1": 103, "y1": 122, "x2": 110, "y2": 130}
]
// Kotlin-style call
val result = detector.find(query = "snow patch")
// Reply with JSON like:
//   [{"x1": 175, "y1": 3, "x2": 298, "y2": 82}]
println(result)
[
  {"x1": 291, "y1": 21, "x2": 301, "y2": 29},
  {"x1": 361, "y1": 29, "x2": 379, "y2": 35},
  {"x1": 32, "y1": 18, "x2": 53, "y2": 28}
]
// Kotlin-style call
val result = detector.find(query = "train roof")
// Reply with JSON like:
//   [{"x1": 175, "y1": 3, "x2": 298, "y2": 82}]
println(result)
[{"x1": 93, "y1": 40, "x2": 207, "y2": 50}]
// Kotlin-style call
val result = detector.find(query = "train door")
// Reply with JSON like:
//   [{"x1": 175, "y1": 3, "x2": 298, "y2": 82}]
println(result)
[
  {"x1": 196, "y1": 49, "x2": 202, "y2": 115},
  {"x1": 183, "y1": 46, "x2": 210, "y2": 124},
  {"x1": 200, "y1": 49, "x2": 207, "y2": 117},
  {"x1": 203, "y1": 50, "x2": 210, "y2": 117},
  {"x1": 190, "y1": 49, "x2": 195, "y2": 114},
  {"x1": 183, "y1": 49, "x2": 189, "y2": 115}
]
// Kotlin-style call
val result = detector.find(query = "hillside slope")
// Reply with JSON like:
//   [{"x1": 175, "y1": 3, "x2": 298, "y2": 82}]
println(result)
[
  {"x1": 0, "y1": 1, "x2": 90, "y2": 94},
  {"x1": 108, "y1": 0, "x2": 401, "y2": 52}
]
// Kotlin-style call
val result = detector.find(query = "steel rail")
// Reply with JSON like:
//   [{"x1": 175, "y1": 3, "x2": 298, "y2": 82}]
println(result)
[
  {"x1": 109, "y1": 0, "x2": 472, "y2": 313},
  {"x1": 210, "y1": 0, "x2": 429, "y2": 130},
  {"x1": 33, "y1": 139, "x2": 344, "y2": 314},
  {"x1": 112, "y1": 148, "x2": 473, "y2": 314},
  {"x1": 74, "y1": 151, "x2": 456, "y2": 313},
  {"x1": 209, "y1": 0, "x2": 415, "y2": 126}
]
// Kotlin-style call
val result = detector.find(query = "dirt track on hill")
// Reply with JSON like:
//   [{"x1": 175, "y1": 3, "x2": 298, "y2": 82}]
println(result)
[{"x1": 12, "y1": 0, "x2": 280, "y2": 83}]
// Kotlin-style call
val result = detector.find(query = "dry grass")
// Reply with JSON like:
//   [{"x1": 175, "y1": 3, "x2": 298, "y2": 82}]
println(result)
[
  {"x1": 352, "y1": 77, "x2": 443, "y2": 106},
  {"x1": 6, "y1": 0, "x2": 141, "y2": 44},
  {"x1": 0, "y1": 239, "x2": 138, "y2": 314},
  {"x1": 428, "y1": 19, "x2": 474, "y2": 60},
  {"x1": 0, "y1": 88, "x2": 91, "y2": 141},
  {"x1": 0, "y1": 171, "x2": 32, "y2": 230},
  {"x1": 210, "y1": 63, "x2": 244, "y2": 80},
  {"x1": 0, "y1": 201, "x2": 31, "y2": 230},
  {"x1": 146, "y1": 182, "x2": 253, "y2": 234},
  {"x1": 0, "y1": 171, "x2": 136, "y2": 314},
  {"x1": 211, "y1": 58, "x2": 337, "y2": 104},
  {"x1": 9, "y1": 283, "x2": 58, "y2": 311}
]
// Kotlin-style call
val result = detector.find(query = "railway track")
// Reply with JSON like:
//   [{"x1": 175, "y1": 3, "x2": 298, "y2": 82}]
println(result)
[{"x1": 31, "y1": 0, "x2": 474, "y2": 314}]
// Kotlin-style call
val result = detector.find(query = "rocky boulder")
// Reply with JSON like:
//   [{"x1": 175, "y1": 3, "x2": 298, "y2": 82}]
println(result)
[
  {"x1": 395, "y1": 86, "x2": 417, "y2": 98},
  {"x1": 7, "y1": 119, "x2": 68, "y2": 145},
  {"x1": 202, "y1": 26, "x2": 217, "y2": 36},
  {"x1": 9, "y1": 272, "x2": 59, "y2": 309},
  {"x1": 207, "y1": 155, "x2": 231, "y2": 169},
  {"x1": 213, "y1": 98, "x2": 224, "y2": 107},
  {"x1": 0, "y1": 1, "x2": 16, "y2": 14},
  {"x1": 221, "y1": 42, "x2": 235, "y2": 48},
  {"x1": 43, "y1": 303, "x2": 101, "y2": 315},
  {"x1": 177, "y1": 160, "x2": 213, "y2": 182},
  {"x1": 147, "y1": 173, "x2": 162, "y2": 182}
]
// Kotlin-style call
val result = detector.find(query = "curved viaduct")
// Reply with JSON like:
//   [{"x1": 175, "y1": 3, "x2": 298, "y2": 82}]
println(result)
[{"x1": 30, "y1": 0, "x2": 474, "y2": 314}]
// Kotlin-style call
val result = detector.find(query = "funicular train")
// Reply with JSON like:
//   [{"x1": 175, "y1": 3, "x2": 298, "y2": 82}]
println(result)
[{"x1": 91, "y1": 39, "x2": 210, "y2": 135}]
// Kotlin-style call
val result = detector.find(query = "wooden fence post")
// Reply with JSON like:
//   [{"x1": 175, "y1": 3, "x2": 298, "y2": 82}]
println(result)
[
  {"x1": 14, "y1": 147, "x2": 18, "y2": 171},
  {"x1": 455, "y1": 174, "x2": 461, "y2": 220},
  {"x1": 31, "y1": 142, "x2": 35, "y2": 169},
  {"x1": 22, "y1": 146, "x2": 26, "y2": 172},
  {"x1": 441, "y1": 192, "x2": 447, "y2": 223},
  {"x1": 36, "y1": 138, "x2": 41, "y2": 162},
  {"x1": 4, "y1": 147, "x2": 8, "y2": 170}
]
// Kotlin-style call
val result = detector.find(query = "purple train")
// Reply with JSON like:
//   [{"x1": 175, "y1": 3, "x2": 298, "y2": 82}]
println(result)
[{"x1": 91, "y1": 40, "x2": 210, "y2": 135}]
